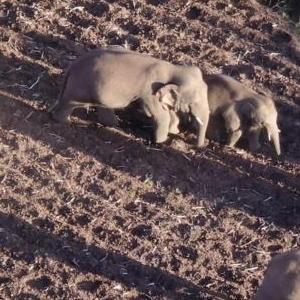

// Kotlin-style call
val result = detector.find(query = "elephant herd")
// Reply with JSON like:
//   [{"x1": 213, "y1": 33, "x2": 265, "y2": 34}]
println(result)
[
  {"x1": 48, "y1": 47, "x2": 298, "y2": 298},
  {"x1": 50, "y1": 47, "x2": 281, "y2": 155}
]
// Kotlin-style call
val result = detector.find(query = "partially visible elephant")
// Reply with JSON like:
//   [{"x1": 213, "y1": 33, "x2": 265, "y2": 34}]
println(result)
[
  {"x1": 254, "y1": 248, "x2": 300, "y2": 300},
  {"x1": 50, "y1": 48, "x2": 209, "y2": 147},
  {"x1": 202, "y1": 74, "x2": 281, "y2": 155}
]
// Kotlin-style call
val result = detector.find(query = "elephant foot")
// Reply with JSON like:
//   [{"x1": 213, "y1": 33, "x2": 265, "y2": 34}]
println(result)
[
  {"x1": 169, "y1": 125, "x2": 180, "y2": 135},
  {"x1": 50, "y1": 109, "x2": 72, "y2": 124},
  {"x1": 197, "y1": 138, "x2": 208, "y2": 148},
  {"x1": 97, "y1": 107, "x2": 119, "y2": 127},
  {"x1": 155, "y1": 134, "x2": 168, "y2": 144},
  {"x1": 155, "y1": 125, "x2": 169, "y2": 143},
  {"x1": 50, "y1": 100, "x2": 75, "y2": 124}
]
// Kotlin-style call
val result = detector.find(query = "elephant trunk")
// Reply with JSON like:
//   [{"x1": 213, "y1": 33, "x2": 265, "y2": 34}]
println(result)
[{"x1": 266, "y1": 125, "x2": 281, "y2": 156}]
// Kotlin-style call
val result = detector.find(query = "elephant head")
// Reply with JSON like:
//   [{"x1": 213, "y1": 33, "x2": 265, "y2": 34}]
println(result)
[
  {"x1": 155, "y1": 78, "x2": 209, "y2": 147},
  {"x1": 239, "y1": 96, "x2": 281, "y2": 155}
]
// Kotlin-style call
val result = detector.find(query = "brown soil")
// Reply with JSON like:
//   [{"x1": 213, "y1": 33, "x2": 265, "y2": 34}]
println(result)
[{"x1": 0, "y1": 0, "x2": 299, "y2": 299}]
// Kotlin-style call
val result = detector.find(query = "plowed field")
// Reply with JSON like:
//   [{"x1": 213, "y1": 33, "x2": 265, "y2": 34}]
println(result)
[{"x1": 0, "y1": 0, "x2": 299, "y2": 299}]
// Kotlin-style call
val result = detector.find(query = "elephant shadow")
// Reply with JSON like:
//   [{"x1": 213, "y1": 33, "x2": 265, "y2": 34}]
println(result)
[{"x1": 0, "y1": 211, "x2": 219, "y2": 300}]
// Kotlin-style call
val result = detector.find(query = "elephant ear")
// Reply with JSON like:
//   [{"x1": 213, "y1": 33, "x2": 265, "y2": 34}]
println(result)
[{"x1": 156, "y1": 84, "x2": 180, "y2": 111}]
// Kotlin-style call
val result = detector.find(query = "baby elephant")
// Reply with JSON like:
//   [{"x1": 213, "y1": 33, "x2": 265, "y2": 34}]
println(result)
[
  {"x1": 50, "y1": 48, "x2": 209, "y2": 147},
  {"x1": 203, "y1": 74, "x2": 281, "y2": 155},
  {"x1": 254, "y1": 248, "x2": 300, "y2": 300}
]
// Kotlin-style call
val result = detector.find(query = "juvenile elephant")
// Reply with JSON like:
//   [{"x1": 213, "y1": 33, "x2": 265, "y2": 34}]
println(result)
[
  {"x1": 254, "y1": 248, "x2": 300, "y2": 300},
  {"x1": 202, "y1": 74, "x2": 281, "y2": 155},
  {"x1": 50, "y1": 48, "x2": 209, "y2": 147}
]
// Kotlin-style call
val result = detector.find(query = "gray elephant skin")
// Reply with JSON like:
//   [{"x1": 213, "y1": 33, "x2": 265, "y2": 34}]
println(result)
[
  {"x1": 254, "y1": 248, "x2": 300, "y2": 300},
  {"x1": 203, "y1": 74, "x2": 281, "y2": 155},
  {"x1": 50, "y1": 48, "x2": 209, "y2": 147}
]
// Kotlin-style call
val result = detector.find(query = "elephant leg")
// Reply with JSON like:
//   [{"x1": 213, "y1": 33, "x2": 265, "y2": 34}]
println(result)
[
  {"x1": 190, "y1": 102, "x2": 209, "y2": 147},
  {"x1": 51, "y1": 102, "x2": 75, "y2": 124},
  {"x1": 248, "y1": 127, "x2": 262, "y2": 152},
  {"x1": 155, "y1": 109, "x2": 170, "y2": 143},
  {"x1": 143, "y1": 105, "x2": 152, "y2": 118},
  {"x1": 207, "y1": 116, "x2": 223, "y2": 143},
  {"x1": 228, "y1": 129, "x2": 242, "y2": 147},
  {"x1": 96, "y1": 107, "x2": 118, "y2": 127},
  {"x1": 169, "y1": 110, "x2": 180, "y2": 134},
  {"x1": 223, "y1": 106, "x2": 242, "y2": 147}
]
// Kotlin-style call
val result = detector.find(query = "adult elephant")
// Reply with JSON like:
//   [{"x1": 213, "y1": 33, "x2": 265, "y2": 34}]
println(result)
[{"x1": 50, "y1": 47, "x2": 209, "y2": 147}]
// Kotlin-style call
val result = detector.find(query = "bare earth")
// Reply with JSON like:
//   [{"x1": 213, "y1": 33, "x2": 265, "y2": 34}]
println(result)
[{"x1": 0, "y1": 0, "x2": 300, "y2": 299}]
